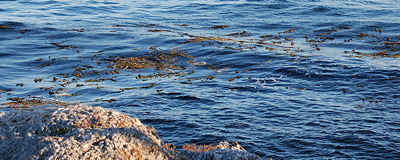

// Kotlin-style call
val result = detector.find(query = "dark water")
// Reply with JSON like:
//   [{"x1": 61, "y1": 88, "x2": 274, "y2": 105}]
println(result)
[{"x1": 1, "y1": 0, "x2": 399, "y2": 159}]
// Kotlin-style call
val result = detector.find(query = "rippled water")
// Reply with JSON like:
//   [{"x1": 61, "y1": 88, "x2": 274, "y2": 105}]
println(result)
[{"x1": 1, "y1": 0, "x2": 399, "y2": 159}]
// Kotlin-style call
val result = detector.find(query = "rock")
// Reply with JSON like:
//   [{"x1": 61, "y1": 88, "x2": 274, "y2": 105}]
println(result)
[
  {"x1": 182, "y1": 141, "x2": 262, "y2": 160},
  {"x1": 0, "y1": 104, "x2": 184, "y2": 160},
  {"x1": 0, "y1": 104, "x2": 261, "y2": 160}
]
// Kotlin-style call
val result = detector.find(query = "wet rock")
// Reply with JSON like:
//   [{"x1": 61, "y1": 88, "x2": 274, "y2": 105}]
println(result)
[
  {"x1": 0, "y1": 104, "x2": 261, "y2": 160},
  {"x1": 182, "y1": 141, "x2": 262, "y2": 160}
]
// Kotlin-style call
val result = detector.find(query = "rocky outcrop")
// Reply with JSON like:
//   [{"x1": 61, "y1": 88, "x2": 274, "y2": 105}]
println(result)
[
  {"x1": 0, "y1": 104, "x2": 261, "y2": 160},
  {"x1": 182, "y1": 141, "x2": 262, "y2": 160}
]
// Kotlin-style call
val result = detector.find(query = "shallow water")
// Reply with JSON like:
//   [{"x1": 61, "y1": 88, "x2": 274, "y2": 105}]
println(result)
[{"x1": 1, "y1": 0, "x2": 399, "y2": 159}]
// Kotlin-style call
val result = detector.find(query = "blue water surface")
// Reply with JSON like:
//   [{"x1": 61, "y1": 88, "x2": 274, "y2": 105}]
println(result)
[{"x1": 1, "y1": 0, "x2": 399, "y2": 159}]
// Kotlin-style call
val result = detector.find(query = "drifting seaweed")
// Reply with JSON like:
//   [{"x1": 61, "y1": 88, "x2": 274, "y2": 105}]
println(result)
[
  {"x1": 121, "y1": 83, "x2": 157, "y2": 91},
  {"x1": 260, "y1": 35, "x2": 273, "y2": 39},
  {"x1": 227, "y1": 31, "x2": 250, "y2": 37},
  {"x1": 1, "y1": 98, "x2": 69, "y2": 108},
  {"x1": 314, "y1": 26, "x2": 351, "y2": 36},
  {"x1": 183, "y1": 37, "x2": 233, "y2": 44},
  {"x1": 0, "y1": 89, "x2": 12, "y2": 93},
  {"x1": 164, "y1": 143, "x2": 178, "y2": 152},
  {"x1": 109, "y1": 48, "x2": 195, "y2": 72},
  {"x1": 350, "y1": 50, "x2": 400, "y2": 58},
  {"x1": 0, "y1": 26, "x2": 12, "y2": 29},
  {"x1": 3, "y1": 24, "x2": 399, "y2": 112},
  {"x1": 182, "y1": 143, "x2": 219, "y2": 152},
  {"x1": 209, "y1": 25, "x2": 230, "y2": 29},
  {"x1": 342, "y1": 31, "x2": 400, "y2": 58},
  {"x1": 64, "y1": 28, "x2": 85, "y2": 32},
  {"x1": 112, "y1": 24, "x2": 158, "y2": 27},
  {"x1": 135, "y1": 24, "x2": 157, "y2": 27},
  {"x1": 278, "y1": 28, "x2": 297, "y2": 34},
  {"x1": 147, "y1": 29, "x2": 172, "y2": 32},
  {"x1": 49, "y1": 43, "x2": 77, "y2": 50}
]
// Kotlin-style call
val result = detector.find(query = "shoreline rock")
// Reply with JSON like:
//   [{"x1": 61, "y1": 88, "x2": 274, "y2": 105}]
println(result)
[{"x1": 0, "y1": 104, "x2": 261, "y2": 160}]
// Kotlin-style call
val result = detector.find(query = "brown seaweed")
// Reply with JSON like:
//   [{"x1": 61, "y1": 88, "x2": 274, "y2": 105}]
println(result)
[
  {"x1": 209, "y1": 25, "x2": 230, "y2": 29},
  {"x1": 1, "y1": 98, "x2": 69, "y2": 108}
]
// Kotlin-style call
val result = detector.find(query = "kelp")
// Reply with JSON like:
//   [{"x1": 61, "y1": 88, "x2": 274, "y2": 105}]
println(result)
[
  {"x1": 147, "y1": 29, "x2": 172, "y2": 32},
  {"x1": 341, "y1": 32, "x2": 400, "y2": 58},
  {"x1": 313, "y1": 27, "x2": 351, "y2": 36},
  {"x1": 64, "y1": 28, "x2": 85, "y2": 32},
  {"x1": 183, "y1": 37, "x2": 233, "y2": 44},
  {"x1": 2, "y1": 24, "x2": 399, "y2": 109},
  {"x1": 352, "y1": 51, "x2": 400, "y2": 58},
  {"x1": 227, "y1": 31, "x2": 250, "y2": 37},
  {"x1": 278, "y1": 28, "x2": 297, "y2": 34},
  {"x1": 1, "y1": 98, "x2": 69, "y2": 108},
  {"x1": 182, "y1": 143, "x2": 219, "y2": 152},
  {"x1": 109, "y1": 48, "x2": 195, "y2": 72},
  {"x1": 50, "y1": 43, "x2": 77, "y2": 50},
  {"x1": 209, "y1": 25, "x2": 230, "y2": 29},
  {"x1": 121, "y1": 83, "x2": 157, "y2": 91},
  {"x1": 0, "y1": 26, "x2": 10, "y2": 29}
]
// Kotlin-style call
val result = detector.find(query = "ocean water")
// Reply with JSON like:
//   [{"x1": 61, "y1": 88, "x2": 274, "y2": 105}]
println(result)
[{"x1": 1, "y1": 0, "x2": 399, "y2": 159}]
